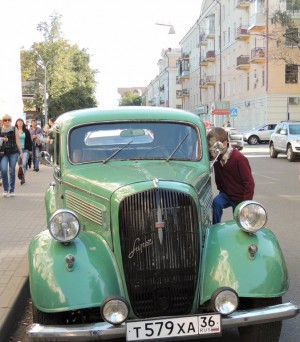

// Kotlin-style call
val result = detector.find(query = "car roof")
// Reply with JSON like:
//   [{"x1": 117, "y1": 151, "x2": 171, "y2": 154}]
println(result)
[{"x1": 55, "y1": 106, "x2": 204, "y2": 131}]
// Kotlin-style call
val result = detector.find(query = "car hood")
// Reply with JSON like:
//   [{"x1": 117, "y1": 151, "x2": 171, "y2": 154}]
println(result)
[
  {"x1": 290, "y1": 134, "x2": 300, "y2": 139},
  {"x1": 63, "y1": 161, "x2": 209, "y2": 199}
]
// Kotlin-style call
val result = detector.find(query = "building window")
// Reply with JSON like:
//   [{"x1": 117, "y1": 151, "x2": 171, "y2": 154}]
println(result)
[
  {"x1": 287, "y1": 0, "x2": 300, "y2": 11},
  {"x1": 262, "y1": 68, "x2": 265, "y2": 86},
  {"x1": 285, "y1": 64, "x2": 298, "y2": 83},
  {"x1": 247, "y1": 73, "x2": 250, "y2": 91},
  {"x1": 285, "y1": 28, "x2": 299, "y2": 47}
]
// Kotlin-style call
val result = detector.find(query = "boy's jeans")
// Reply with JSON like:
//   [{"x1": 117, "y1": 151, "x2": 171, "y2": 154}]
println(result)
[{"x1": 212, "y1": 192, "x2": 237, "y2": 224}]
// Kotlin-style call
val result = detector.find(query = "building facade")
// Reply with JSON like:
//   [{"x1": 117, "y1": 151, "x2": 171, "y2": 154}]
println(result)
[
  {"x1": 145, "y1": 0, "x2": 300, "y2": 131},
  {"x1": 145, "y1": 48, "x2": 182, "y2": 109}
]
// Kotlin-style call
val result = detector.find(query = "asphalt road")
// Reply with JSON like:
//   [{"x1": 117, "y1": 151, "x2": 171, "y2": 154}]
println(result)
[{"x1": 11, "y1": 144, "x2": 300, "y2": 341}]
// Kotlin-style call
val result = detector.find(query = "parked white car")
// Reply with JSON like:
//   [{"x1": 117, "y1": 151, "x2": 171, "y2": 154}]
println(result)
[
  {"x1": 269, "y1": 121, "x2": 300, "y2": 161},
  {"x1": 243, "y1": 124, "x2": 277, "y2": 145},
  {"x1": 227, "y1": 127, "x2": 244, "y2": 150}
]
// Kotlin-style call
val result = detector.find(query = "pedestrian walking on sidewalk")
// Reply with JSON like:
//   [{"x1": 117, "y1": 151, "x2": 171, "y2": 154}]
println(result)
[
  {"x1": 29, "y1": 119, "x2": 44, "y2": 172},
  {"x1": 0, "y1": 114, "x2": 23, "y2": 197},
  {"x1": 15, "y1": 118, "x2": 32, "y2": 184}
]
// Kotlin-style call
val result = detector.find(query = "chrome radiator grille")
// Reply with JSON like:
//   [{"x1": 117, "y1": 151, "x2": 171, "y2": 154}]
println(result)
[{"x1": 119, "y1": 189, "x2": 199, "y2": 318}]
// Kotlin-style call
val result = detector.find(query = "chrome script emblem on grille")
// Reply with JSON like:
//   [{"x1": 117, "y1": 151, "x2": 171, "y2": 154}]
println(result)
[{"x1": 128, "y1": 238, "x2": 153, "y2": 259}]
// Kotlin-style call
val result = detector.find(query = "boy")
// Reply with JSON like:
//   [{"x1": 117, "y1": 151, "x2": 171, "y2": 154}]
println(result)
[{"x1": 207, "y1": 127, "x2": 255, "y2": 224}]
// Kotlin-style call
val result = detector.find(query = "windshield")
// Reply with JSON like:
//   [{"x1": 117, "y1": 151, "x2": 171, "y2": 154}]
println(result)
[
  {"x1": 69, "y1": 121, "x2": 201, "y2": 163},
  {"x1": 289, "y1": 124, "x2": 300, "y2": 135}
]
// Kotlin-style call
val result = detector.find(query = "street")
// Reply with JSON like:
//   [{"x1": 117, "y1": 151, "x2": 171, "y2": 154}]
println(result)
[{"x1": 11, "y1": 144, "x2": 300, "y2": 341}]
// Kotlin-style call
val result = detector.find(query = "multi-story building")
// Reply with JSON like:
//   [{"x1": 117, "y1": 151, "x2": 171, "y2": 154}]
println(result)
[
  {"x1": 145, "y1": 48, "x2": 182, "y2": 109},
  {"x1": 178, "y1": 0, "x2": 300, "y2": 130},
  {"x1": 145, "y1": 0, "x2": 300, "y2": 131}
]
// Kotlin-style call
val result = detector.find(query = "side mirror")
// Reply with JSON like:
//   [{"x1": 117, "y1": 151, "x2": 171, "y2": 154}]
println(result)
[
  {"x1": 280, "y1": 129, "x2": 287, "y2": 135},
  {"x1": 39, "y1": 151, "x2": 52, "y2": 166}
]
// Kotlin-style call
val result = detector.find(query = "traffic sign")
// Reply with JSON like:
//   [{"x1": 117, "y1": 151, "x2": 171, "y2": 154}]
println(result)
[{"x1": 230, "y1": 108, "x2": 238, "y2": 117}]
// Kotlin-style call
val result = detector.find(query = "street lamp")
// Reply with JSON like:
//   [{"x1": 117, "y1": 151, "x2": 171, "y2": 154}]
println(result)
[{"x1": 155, "y1": 22, "x2": 176, "y2": 34}]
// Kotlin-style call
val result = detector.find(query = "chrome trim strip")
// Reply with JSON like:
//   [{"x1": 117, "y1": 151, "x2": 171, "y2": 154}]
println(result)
[
  {"x1": 62, "y1": 180, "x2": 110, "y2": 202},
  {"x1": 27, "y1": 302, "x2": 299, "y2": 341}
]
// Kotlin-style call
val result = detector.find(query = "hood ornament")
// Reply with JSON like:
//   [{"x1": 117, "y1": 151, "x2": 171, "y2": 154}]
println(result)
[{"x1": 153, "y1": 178, "x2": 159, "y2": 188}]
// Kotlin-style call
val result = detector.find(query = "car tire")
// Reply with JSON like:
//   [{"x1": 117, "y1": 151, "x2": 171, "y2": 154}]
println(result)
[
  {"x1": 32, "y1": 303, "x2": 64, "y2": 325},
  {"x1": 287, "y1": 145, "x2": 296, "y2": 162},
  {"x1": 247, "y1": 135, "x2": 259, "y2": 145},
  {"x1": 238, "y1": 297, "x2": 282, "y2": 342},
  {"x1": 269, "y1": 143, "x2": 278, "y2": 158}
]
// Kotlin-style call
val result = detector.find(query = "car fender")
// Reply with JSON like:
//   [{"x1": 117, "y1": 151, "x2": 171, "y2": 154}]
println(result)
[
  {"x1": 29, "y1": 230, "x2": 125, "y2": 312},
  {"x1": 200, "y1": 222, "x2": 289, "y2": 304}
]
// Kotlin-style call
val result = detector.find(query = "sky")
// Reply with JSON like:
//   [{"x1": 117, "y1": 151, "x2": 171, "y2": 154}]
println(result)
[{"x1": 0, "y1": 0, "x2": 202, "y2": 108}]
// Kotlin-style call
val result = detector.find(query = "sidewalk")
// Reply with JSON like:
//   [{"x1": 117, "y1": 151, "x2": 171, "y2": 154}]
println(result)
[{"x1": 0, "y1": 164, "x2": 53, "y2": 341}]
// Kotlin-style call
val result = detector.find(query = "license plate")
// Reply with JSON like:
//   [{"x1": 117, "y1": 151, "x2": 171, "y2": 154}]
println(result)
[{"x1": 126, "y1": 314, "x2": 221, "y2": 341}]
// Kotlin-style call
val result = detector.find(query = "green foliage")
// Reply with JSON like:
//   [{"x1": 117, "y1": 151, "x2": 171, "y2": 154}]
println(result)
[
  {"x1": 119, "y1": 91, "x2": 142, "y2": 106},
  {"x1": 21, "y1": 12, "x2": 97, "y2": 119},
  {"x1": 271, "y1": 10, "x2": 294, "y2": 27}
]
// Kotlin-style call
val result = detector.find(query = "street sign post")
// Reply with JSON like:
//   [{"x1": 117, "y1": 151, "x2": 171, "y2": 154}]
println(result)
[{"x1": 230, "y1": 108, "x2": 238, "y2": 117}]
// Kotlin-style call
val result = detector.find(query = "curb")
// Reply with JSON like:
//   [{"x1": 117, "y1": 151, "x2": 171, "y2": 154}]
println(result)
[{"x1": 0, "y1": 261, "x2": 29, "y2": 341}]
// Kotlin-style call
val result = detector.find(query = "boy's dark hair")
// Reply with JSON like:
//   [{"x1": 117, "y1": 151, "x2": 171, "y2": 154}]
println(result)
[{"x1": 207, "y1": 127, "x2": 228, "y2": 143}]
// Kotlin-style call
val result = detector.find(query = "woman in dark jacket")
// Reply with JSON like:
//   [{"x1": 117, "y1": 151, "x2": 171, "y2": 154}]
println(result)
[{"x1": 15, "y1": 118, "x2": 32, "y2": 184}]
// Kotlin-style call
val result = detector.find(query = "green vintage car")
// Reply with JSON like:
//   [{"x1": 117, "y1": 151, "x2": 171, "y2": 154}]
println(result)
[{"x1": 27, "y1": 107, "x2": 298, "y2": 341}]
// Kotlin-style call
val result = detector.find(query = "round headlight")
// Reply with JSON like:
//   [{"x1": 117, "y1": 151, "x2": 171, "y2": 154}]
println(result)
[
  {"x1": 211, "y1": 287, "x2": 239, "y2": 315},
  {"x1": 234, "y1": 201, "x2": 267, "y2": 233},
  {"x1": 101, "y1": 296, "x2": 129, "y2": 325},
  {"x1": 49, "y1": 210, "x2": 80, "y2": 242}
]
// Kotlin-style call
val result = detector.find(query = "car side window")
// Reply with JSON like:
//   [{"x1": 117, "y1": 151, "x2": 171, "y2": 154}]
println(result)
[{"x1": 275, "y1": 124, "x2": 282, "y2": 134}]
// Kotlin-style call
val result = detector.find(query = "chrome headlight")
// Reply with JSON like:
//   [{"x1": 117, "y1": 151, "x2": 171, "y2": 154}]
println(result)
[
  {"x1": 234, "y1": 200, "x2": 267, "y2": 233},
  {"x1": 211, "y1": 287, "x2": 239, "y2": 315},
  {"x1": 49, "y1": 210, "x2": 80, "y2": 242},
  {"x1": 101, "y1": 296, "x2": 129, "y2": 325}
]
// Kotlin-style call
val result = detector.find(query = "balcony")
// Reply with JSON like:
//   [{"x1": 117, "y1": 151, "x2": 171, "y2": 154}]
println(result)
[
  {"x1": 236, "y1": 55, "x2": 250, "y2": 70},
  {"x1": 199, "y1": 76, "x2": 216, "y2": 88},
  {"x1": 235, "y1": 25, "x2": 250, "y2": 40},
  {"x1": 199, "y1": 34, "x2": 208, "y2": 45},
  {"x1": 248, "y1": 13, "x2": 266, "y2": 32},
  {"x1": 207, "y1": 29, "x2": 215, "y2": 39},
  {"x1": 236, "y1": 0, "x2": 250, "y2": 9},
  {"x1": 176, "y1": 90, "x2": 183, "y2": 98},
  {"x1": 206, "y1": 50, "x2": 216, "y2": 62},
  {"x1": 205, "y1": 75, "x2": 216, "y2": 85},
  {"x1": 181, "y1": 52, "x2": 190, "y2": 60},
  {"x1": 199, "y1": 56, "x2": 208, "y2": 66},
  {"x1": 182, "y1": 88, "x2": 190, "y2": 97},
  {"x1": 250, "y1": 47, "x2": 266, "y2": 63}
]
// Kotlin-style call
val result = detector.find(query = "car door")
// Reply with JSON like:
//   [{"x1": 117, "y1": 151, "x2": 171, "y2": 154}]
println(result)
[
  {"x1": 258, "y1": 125, "x2": 271, "y2": 141},
  {"x1": 273, "y1": 124, "x2": 282, "y2": 150},
  {"x1": 277, "y1": 124, "x2": 288, "y2": 151}
]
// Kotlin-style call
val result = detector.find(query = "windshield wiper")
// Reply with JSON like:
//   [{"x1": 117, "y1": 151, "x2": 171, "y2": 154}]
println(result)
[
  {"x1": 103, "y1": 140, "x2": 133, "y2": 164},
  {"x1": 166, "y1": 133, "x2": 190, "y2": 162}
]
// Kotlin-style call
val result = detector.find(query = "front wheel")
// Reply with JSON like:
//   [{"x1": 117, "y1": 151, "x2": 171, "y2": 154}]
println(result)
[
  {"x1": 238, "y1": 297, "x2": 282, "y2": 342},
  {"x1": 269, "y1": 143, "x2": 278, "y2": 158},
  {"x1": 287, "y1": 145, "x2": 296, "y2": 162},
  {"x1": 248, "y1": 135, "x2": 259, "y2": 145}
]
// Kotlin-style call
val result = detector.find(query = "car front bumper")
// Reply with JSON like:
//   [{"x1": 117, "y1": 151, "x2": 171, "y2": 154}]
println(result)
[{"x1": 27, "y1": 302, "x2": 299, "y2": 341}]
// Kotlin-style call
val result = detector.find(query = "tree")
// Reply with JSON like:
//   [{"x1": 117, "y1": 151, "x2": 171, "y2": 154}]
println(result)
[
  {"x1": 21, "y1": 12, "x2": 98, "y2": 120},
  {"x1": 268, "y1": 1, "x2": 300, "y2": 65},
  {"x1": 119, "y1": 90, "x2": 142, "y2": 106}
]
